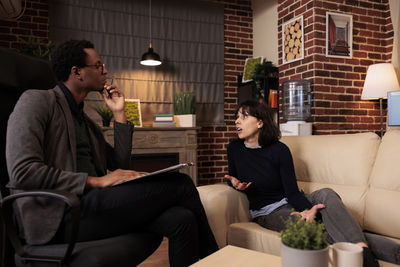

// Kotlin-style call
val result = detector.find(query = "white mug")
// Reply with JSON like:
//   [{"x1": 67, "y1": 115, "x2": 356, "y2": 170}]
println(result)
[{"x1": 330, "y1": 242, "x2": 363, "y2": 267}]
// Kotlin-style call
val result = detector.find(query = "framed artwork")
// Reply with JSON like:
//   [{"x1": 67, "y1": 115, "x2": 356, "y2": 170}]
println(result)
[
  {"x1": 326, "y1": 12, "x2": 352, "y2": 58},
  {"x1": 242, "y1": 56, "x2": 264, "y2": 83},
  {"x1": 125, "y1": 99, "x2": 142, "y2": 127},
  {"x1": 282, "y1": 16, "x2": 304, "y2": 64}
]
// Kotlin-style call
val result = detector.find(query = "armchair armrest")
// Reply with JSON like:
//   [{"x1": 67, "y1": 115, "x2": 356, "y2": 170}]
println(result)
[
  {"x1": 1, "y1": 190, "x2": 80, "y2": 265},
  {"x1": 197, "y1": 184, "x2": 251, "y2": 248}
]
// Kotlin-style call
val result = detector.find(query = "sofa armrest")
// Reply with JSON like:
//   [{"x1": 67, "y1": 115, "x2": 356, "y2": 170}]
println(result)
[{"x1": 197, "y1": 184, "x2": 251, "y2": 248}]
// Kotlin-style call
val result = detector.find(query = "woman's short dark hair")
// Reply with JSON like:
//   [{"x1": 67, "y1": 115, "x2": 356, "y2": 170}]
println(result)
[
  {"x1": 235, "y1": 100, "x2": 281, "y2": 146},
  {"x1": 51, "y1": 40, "x2": 94, "y2": 82}
]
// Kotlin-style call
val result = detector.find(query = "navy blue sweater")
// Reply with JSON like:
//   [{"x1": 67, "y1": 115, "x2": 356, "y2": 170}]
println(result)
[{"x1": 227, "y1": 139, "x2": 312, "y2": 212}]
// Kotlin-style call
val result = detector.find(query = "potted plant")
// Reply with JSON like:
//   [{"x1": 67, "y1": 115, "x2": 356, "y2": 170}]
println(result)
[
  {"x1": 18, "y1": 37, "x2": 55, "y2": 61},
  {"x1": 93, "y1": 104, "x2": 113, "y2": 127},
  {"x1": 251, "y1": 61, "x2": 275, "y2": 102},
  {"x1": 173, "y1": 91, "x2": 196, "y2": 127},
  {"x1": 280, "y1": 215, "x2": 328, "y2": 267}
]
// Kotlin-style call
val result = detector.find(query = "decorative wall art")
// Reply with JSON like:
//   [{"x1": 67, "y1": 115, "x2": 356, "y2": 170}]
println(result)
[
  {"x1": 326, "y1": 12, "x2": 353, "y2": 58},
  {"x1": 282, "y1": 16, "x2": 304, "y2": 64},
  {"x1": 125, "y1": 99, "x2": 142, "y2": 127},
  {"x1": 242, "y1": 56, "x2": 264, "y2": 83}
]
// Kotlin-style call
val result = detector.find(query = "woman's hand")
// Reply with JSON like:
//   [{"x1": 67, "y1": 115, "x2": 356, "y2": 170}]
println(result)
[
  {"x1": 102, "y1": 85, "x2": 127, "y2": 123},
  {"x1": 86, "y1": 169, "x2": 143, "y2": 188},
  {"x1": 290, "y1": 203, "x2": 325, "y2": 222},
  {"x1": 225, "y1": 174, "x2": 252, "y2": 191}
]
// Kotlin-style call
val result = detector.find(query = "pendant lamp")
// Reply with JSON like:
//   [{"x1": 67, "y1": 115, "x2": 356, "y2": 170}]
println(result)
[{"x1": 140, "y1": 0, "x2": 162, "y2": 66}]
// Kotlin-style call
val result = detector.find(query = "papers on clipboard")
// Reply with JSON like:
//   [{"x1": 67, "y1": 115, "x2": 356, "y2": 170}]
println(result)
[{"x1": 113, "y1": 162, "x2": 194, "y2": 186}]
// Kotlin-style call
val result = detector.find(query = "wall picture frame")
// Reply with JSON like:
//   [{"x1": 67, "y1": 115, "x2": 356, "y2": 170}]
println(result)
[
  {"x1": 125, "y1": 99, "x2": 142, "y2": 127},
  {"x1": 282, "y1": 15, "x2": 304, "y2": 65},
  {"x1": 326, "y1": 12, "x2": 353, "y2": 58},
  {"x1": 242, "y1": 56, "x2": 264, "y2": 83}
]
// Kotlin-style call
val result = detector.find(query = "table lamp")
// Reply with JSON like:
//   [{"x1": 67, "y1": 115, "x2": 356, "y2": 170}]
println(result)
[{"x1": 361, "y1": 63, "x2": 400, "y2": 136}]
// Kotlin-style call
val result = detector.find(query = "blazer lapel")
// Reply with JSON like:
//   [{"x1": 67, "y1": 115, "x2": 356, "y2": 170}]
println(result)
[{"x1": 53, "y1": 86, "x2": 77, "y2": 170}]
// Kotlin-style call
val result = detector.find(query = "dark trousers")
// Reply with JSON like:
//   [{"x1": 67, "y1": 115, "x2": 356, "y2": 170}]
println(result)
[{"x1": 57, "y1": 172, "x2": 218, "y2": 267}]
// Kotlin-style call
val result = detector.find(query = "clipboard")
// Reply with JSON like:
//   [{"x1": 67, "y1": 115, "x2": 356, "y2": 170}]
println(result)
[{"x1": 113, "y1": 162, "x2": 194, "y2": 186}]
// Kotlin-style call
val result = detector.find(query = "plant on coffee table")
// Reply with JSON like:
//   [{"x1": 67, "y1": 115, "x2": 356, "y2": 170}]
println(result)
[
  {"x1": 281, "y1": 215, "x2": 327, "y2": 250},
  {"x1": 280, "y1": 215, "x2": 329, "y2": 267}
]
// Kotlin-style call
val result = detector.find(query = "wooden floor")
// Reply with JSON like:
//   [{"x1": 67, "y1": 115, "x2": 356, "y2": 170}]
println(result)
[{"x1": 138, "y1": 237, "x2": 170, "y2": 267}]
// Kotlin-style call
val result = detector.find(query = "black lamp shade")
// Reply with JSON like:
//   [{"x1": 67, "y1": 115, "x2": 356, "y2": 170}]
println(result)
[{"x1": 140, "y1": 47, "x2": 162, "y2": 66}]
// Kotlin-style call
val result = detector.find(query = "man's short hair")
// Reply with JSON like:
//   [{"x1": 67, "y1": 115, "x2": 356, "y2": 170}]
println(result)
[{"x1": 51, "y1": 40, "x2": 94, "y2": 82}]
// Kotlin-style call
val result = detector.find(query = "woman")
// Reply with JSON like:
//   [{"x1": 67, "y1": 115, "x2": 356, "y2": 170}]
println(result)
[{"x1": 225, "y1": 100, "x2": 378, "y2": 267}]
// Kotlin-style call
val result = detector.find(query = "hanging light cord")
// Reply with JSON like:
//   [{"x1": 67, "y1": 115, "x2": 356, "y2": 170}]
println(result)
[{"x1": 149, "y1": 0, "x2": 152, "y2": 47}]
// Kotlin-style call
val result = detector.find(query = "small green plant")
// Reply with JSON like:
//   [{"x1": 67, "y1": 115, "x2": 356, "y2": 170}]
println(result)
[
  {"x1": 251, "y1": 61, "x2": 275, "y2": 100},
  {"x1": 281, "y1": 215, "x2": 328, "y2": 250},
  {"x1": 93, "y1": 104, "x2": 113, "y2": 126},
  {"x1": 18, "y1": 37, "x2": 55, "y2": 61},
  {"x1": 174, "y1": 91, "x2": 196, "y2": 115}
]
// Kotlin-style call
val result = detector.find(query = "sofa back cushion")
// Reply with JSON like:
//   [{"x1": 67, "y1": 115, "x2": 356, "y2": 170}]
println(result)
[
  {"x1": 365, "y1": 129, "x2": 400, "y2": 239},
  {"x1": 281, "y1": 132, "x2": 380, "y2": 226}
]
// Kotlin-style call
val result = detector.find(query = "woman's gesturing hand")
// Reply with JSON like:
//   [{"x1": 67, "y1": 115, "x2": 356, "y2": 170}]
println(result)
[
  {"x1": 225, "y1": 174, "x2": 252, "y2": 191},
  {"x1": 290, "y1": 203, "x2": 325, "y2": 222}
]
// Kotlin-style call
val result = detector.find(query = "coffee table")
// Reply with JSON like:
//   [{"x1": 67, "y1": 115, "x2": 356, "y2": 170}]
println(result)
[{"x1": 190, "y1": 245, "x2": 281, "y2": 266}]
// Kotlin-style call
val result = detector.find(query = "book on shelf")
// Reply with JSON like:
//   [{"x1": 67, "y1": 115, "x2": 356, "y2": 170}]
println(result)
[
  {"x1": 152, "y1": 121, "x2": 176, "y2": 127},
  {"x1": 154, "y1": 113, "x2": 174, "y2": 122}
]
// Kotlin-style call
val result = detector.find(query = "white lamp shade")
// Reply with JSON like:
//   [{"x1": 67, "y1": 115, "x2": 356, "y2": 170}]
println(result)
[{"x1": 361, "y1": 63, "x2": 400, "y2": 99}]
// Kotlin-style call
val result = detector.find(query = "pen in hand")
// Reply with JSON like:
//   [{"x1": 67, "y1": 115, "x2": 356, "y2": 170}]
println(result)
[{"x1": 104, "y1": 76, "x2": 114, "y2": 98}]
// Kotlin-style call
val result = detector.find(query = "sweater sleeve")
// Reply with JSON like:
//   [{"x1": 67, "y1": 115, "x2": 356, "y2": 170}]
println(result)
[
  {"x1": 278, "y1": 143, "x2": 313, "y2": 211},
  {"x1": 105, "y1": 121, "x2": 134, "y2": 170}
]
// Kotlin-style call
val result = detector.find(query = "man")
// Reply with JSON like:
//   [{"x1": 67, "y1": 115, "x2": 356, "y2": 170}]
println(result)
[{"x1": 6, "y1": 40, "x2": 218, "y2": 267}]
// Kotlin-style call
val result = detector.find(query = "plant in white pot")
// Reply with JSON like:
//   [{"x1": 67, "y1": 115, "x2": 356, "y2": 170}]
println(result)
[
  {"x1": 281, "y1": 215, "x2": 328, "y2": 267},
  {"x1": 174, "y1": 91, "x2": 196, "y2": 127}
]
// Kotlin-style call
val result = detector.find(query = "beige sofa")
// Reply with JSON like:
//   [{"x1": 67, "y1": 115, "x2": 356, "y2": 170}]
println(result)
[{"x1": 198, "y1": 131, "x2": 400, "y2": 267}]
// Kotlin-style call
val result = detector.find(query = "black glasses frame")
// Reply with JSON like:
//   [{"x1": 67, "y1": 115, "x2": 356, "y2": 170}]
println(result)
[{"x1": 85, "y1": 63, "x2": 105, "y2": 74}]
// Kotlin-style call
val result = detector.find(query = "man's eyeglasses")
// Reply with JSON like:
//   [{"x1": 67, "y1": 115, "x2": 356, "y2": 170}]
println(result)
[{"x1": 85, "y1": 63, "x2": 105, "y2": 74}]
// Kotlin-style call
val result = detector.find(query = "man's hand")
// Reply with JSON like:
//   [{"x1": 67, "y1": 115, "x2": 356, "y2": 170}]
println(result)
[
  {"x1": 102, "y1": 85, "x2": 127, "y2": 123},
  {"x1": 225, "y1": 174, "x2": 252, "y2": 191},
  {"x1": 290, "y1": 203, "x2": 325, "y2": 222},
  {"x1": 86, "y1": 169, "x2": 142, "y2": 188}
]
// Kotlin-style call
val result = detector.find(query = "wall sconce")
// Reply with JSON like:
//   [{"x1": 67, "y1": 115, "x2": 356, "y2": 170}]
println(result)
[
  {"x1": 361, "y1": 63, "x2": 400, "y2": 136},
  {"x1": 140, "y1": 0, "x2": 162, "y2": 66}
]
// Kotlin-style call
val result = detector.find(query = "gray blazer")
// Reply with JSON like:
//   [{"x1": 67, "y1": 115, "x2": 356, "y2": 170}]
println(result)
[{"x1": 6, "y1": 86, "x2": 134, "y2": 244}]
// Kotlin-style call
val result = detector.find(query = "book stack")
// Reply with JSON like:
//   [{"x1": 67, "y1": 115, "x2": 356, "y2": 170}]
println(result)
[{"x1": 152, "y1": 114, "x2": 176, "y2": 127}]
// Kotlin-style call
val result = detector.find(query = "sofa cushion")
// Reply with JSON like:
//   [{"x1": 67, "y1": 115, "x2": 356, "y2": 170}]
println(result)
[
  {"x1": 365, "y1": 129, "x2": 400, "y2": 239},
  {"x1": 281, "y1": 133, "x2": 380, "y2": 186}
]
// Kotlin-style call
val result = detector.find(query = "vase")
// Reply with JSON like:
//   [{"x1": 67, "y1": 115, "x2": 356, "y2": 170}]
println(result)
[
  {"x1": 174, "y1": 114, "x2": 196, "y2": 127},
  {"x1": 102, "y1": 120, "x2": 111, "y2": 127},
  {"x1": 281, "y1": 242, "x2": 329, "y2": 267}
]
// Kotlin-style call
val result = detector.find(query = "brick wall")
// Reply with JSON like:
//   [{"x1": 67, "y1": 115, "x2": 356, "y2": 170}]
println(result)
[
  {"x1": 197, "y1": 0, "x2": 252, "y2": 185},
  {"x1": 278, "y1": 0, "x2": 393, "y2": 135},
  {"x1": 0, "y1": 0, "x2": 50, "y2": 49}
]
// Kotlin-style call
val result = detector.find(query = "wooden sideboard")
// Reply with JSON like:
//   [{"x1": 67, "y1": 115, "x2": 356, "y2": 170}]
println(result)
[{"x1": 103, "y1": 127, "x2": 199, "y2": 185}]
